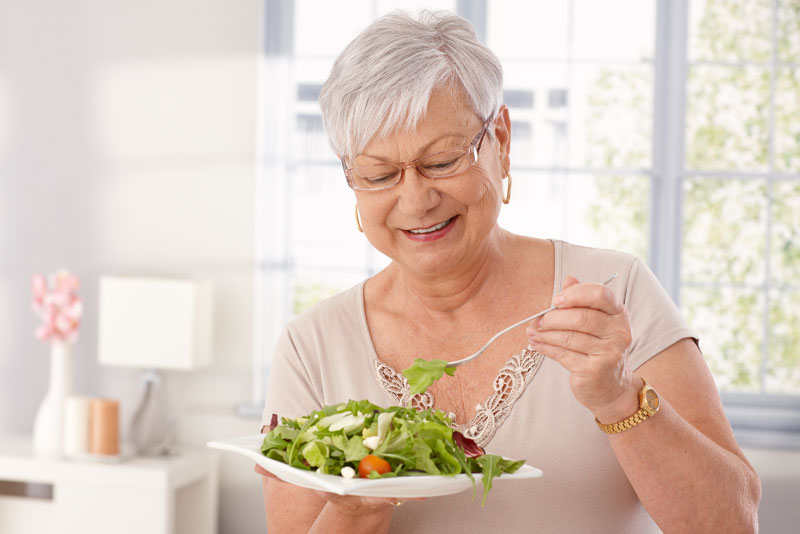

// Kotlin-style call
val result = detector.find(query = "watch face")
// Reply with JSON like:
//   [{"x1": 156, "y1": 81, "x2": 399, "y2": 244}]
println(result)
[{"x1": 645, "y1": 388, "x2": 660, "y2": 410}]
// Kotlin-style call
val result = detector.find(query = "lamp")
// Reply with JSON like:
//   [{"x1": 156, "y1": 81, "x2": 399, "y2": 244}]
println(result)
[{"x1": 97, "y1": 276, "x2": 213, "y2": 455}]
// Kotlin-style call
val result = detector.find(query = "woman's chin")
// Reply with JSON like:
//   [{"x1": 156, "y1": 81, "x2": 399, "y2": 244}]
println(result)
[{"x1": 395, "y1": 247, "x2": 474, "y2": 278}]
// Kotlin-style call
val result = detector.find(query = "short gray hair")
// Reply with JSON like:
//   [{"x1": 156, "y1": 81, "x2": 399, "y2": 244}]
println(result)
[{"x1": 319, "y1": 10, "x2": 503, "y2": 160}]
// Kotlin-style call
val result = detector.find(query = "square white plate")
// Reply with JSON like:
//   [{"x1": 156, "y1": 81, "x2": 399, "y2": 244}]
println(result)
[{"x1": 208, "y1": 435, "x2": 543, "y2": 498}]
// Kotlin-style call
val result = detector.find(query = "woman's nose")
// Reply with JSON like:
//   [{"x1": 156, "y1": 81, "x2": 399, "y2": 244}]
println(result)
[{"x1": 397, "y1": 166, "x2": 440, "y2": 216}]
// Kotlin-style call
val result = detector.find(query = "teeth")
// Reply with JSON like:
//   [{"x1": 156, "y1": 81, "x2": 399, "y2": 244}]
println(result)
[{"x1": 409, "y1": 218, "x2": 451, "y2": 234}]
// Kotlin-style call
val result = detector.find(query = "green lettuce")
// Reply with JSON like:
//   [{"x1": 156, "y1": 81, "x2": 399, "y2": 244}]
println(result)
[{"x1": 401, "y1": 358, "x2": 456, "y2": 395}]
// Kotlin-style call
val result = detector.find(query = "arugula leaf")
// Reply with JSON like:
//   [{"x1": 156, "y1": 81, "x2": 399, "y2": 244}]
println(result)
[
  {"x1": 476, "y1": 454, "x2": 500, "y2": 506},
  {"x1": 320, "y1": 457, "x2": 343, "y2": 475},
  {"x1": 286, "y1": 415, "x2": 318, "y2": 466},
  {"x1": 264, "y1": 449, "x2": 287, "y2": 462},
  {"x1": 411, "y1": 440, "x2": 440, "y2": 474},
  {"x1": 402, "y1": 358, "x2": 456, "y2": 395},
  {"x1": 432, "y1": 439, "x2": 462, "y2": 475},
  {"x1": 475, "y1": 454, "x2": 524, "y2": 506},
  {"x1": 345, "y1": 399, "x2": 382, "y2": 415},
  {"x1": 261, "y1": 432, "x2": 290, "y2": 452},
  {"x1": 273, "y1": 425, "x2": 299, "y2": 441},
  {"x1": 416, "y1": 420, "x2": 452, "y2": 443},
  {"x1": 497, "y1": 457, "x2": 525, "y2": 474}
]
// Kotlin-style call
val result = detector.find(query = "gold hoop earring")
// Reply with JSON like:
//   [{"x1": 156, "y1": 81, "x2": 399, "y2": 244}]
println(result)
[
  {"x1": 503, "y1": 173, "x2": 512, "y2": 205},
  {"x1": 355, "y1": 204, "x2": 364, "y2": 233}
]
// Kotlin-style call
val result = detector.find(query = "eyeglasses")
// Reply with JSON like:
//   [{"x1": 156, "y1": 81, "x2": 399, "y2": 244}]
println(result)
[{"x1": 342, "y1": 114, "x2": 494, "y2": 192}]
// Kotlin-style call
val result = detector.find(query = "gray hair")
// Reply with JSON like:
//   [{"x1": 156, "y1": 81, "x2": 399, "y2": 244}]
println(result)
[{"x1": 319, "y1": 10, "x2": 503, "y2": 160}]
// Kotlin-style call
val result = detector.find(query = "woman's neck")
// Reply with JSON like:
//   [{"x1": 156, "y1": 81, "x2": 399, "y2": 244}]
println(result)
[{"x1": 387, "y1": 228, "x2": 514, "y2": 318}]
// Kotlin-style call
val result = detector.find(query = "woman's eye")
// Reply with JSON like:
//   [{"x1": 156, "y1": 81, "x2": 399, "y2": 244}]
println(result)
[
  {"x1": 426, "y1": 159, "x2": 458, "y2": 170},
  {"x1": 363, "y1": 172, "x2": 398, "y2": 184}
]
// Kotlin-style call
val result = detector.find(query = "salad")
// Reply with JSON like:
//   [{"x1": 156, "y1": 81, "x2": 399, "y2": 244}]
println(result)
[{"x1": 262, "y1": 399, "x2": 524, "y2": 505}]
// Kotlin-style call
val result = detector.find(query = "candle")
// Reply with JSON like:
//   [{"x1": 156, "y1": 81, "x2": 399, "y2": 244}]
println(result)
[
  {"x1": 63, "y1": 395, "x2": 90, "y2": 455},
  {"x1": 89, "y1": 398, "x2": 119, "y2": 455}
]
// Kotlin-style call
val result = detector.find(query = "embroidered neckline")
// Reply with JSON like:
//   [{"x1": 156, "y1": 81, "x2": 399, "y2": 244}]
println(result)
[{"x1": 372, "y1": 347, "x2": 544, "y2": 448}]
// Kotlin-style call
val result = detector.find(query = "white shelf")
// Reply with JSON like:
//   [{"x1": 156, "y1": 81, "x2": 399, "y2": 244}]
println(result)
[{"x1": 0, "y1": 435, "x2": 218, "y2": 534}]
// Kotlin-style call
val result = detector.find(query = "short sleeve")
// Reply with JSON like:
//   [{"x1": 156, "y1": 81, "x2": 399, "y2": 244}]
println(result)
[
  {"x1": 624, "y1": 258, "x2": 699, "y2": 370},
  {"x1": 260, "y1": 326, "x2": 323, "y2": 432}
]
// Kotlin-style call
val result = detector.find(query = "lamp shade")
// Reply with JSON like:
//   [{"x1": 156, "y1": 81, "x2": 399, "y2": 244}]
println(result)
[{"x1": 97, "y1": 276, "x2": 213, "y2": 370}]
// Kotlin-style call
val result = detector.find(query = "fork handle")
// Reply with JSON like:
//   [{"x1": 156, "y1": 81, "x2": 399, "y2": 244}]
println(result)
[
  {"x1": 447, "y1": 273, "x2": 618, "y2": 367},
  {"x1": 448, "y1": 305, "x2": 556, "y2": 367}
]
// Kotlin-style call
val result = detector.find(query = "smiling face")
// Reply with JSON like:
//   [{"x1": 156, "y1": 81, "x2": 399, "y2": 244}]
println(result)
[{"x1": 353, "y1": 87, "x2": 511, "y2": 277}]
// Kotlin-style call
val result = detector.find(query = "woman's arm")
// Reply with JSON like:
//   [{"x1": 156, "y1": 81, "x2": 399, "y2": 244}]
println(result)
[
  {"x1": 262, "y1": 476, "x2": 396, "y2": 534},
  {"x1": 527, "y1": 277, "x2": 760, "y2": 534},
  {"x1": 609, "y1": 338, "x2": 760, "y2": 533}
]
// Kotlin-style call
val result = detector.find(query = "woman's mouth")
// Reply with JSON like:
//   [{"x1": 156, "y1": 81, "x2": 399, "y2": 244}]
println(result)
[{"x1": 402, "y1": 216, "x2": 457, "y2": 241}]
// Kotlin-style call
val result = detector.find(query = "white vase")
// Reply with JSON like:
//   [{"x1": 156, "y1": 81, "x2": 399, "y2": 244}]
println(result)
[{"x1": 32, "y1": 341, "x2": 74, "y2": 456}]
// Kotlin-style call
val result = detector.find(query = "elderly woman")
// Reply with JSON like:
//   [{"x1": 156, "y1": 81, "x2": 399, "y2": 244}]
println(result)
[{"x1": 259, "y1": 10, "x2": 760, "y2": 534}]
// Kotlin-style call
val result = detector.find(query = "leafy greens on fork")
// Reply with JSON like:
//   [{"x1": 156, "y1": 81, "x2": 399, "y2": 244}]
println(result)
[{"x1": 401, "y1": 358, "x2": 456, "y2": 395}]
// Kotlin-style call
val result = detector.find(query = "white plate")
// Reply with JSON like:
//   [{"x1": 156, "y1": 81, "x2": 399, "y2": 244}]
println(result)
[{"x1": 208, "y1": 435, "x2": 543, "y2": 498}]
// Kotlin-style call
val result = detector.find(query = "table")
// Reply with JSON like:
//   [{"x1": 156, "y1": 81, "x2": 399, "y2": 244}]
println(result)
[{"x1": 0, "y1": 436, "x2": 218, "y2": 534}]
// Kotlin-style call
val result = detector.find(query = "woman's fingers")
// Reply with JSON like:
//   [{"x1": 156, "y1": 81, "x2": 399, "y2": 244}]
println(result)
[
  {"x1": 256, "y1": 464, "x2": 425, "y2": 510},
  {"x1": 530, "y1": 275, "x2": 631, "y2": 350},
  {"x1": 527, "y1": 275, "x2": 634, "y2": 415},
  {"x1": 534, "y1": 307, "x2": 617, "y2": 337},
  {"x1": 527, "y1": 327, "x2": 604, "y2": 356},
  {"x1": 532, "y1": 307, "x2": 631, "y2": 349},
  {"x1": 527, "y1": 339, "x2": 586, "y2": 368},
  {"x1": 552, "y1": 277, "x2": 624, "y2": 316},
  {"x1": 313, "y1": 490, "x2": 425, "y2": 513}
]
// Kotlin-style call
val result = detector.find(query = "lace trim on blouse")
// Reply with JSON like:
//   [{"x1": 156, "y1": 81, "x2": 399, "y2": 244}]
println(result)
[{"x1": 372, "y1": 347, "x2": 545, "y2": 448}]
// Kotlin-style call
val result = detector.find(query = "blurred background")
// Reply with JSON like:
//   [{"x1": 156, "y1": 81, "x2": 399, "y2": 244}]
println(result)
[{"x1": 0, "y1": 0, "x2": 798, "y2": 532}]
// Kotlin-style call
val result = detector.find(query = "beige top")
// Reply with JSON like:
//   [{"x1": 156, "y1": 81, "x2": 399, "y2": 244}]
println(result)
[{"x1": 262, "y1": 240, "x2": 697, "y2": 533}]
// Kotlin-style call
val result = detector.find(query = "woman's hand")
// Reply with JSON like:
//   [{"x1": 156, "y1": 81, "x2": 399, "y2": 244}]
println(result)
[
  {"x1": 310, "y1": 491, "x2": 420, "y2": 513},
  {"x1": 255, "y1": 464, "x2": 422, "y2": 515},
  {"x1": 525, "y1": 276, "x2": 640, "y2": 423}
]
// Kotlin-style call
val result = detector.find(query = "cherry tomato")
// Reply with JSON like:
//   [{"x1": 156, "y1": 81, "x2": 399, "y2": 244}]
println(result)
[{"x1": 358, "y1": 454, "x2": 391, "y2": 478}]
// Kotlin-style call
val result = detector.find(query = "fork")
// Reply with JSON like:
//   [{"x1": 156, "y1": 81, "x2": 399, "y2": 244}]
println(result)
[{"x1": 446, "y1": 273, "x2": 619, "y2": 367}]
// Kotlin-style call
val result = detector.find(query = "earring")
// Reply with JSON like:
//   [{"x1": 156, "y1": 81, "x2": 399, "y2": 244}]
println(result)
[
  {"x1": 355, "y1": 204, "x2": 364, "y2": 233},
  {"x1": 503, "y1": 173, "x2": 512, "y2": 205}
]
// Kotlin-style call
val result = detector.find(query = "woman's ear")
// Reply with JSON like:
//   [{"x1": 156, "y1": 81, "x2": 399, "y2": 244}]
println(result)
[{"x1": 493, "y1": 105, "x2": 511, "y2": 173}]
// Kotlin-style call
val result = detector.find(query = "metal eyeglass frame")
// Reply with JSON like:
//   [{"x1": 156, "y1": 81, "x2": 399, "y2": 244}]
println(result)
[{"x1": 341, "y1": 113, "x2": 495, "y2": 192}]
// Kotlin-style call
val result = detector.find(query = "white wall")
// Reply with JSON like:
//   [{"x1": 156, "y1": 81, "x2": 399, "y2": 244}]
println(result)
[
  {"x1": 744, "y1": 448, "x2": 800, "y2": 533},
  {"x1": 0, "y1": 1, "x2": 265, "y2": 532}
]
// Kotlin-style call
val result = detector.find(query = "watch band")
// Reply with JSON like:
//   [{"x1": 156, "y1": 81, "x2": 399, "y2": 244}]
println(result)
[
  {"x1": 595, "y1": 379, "x2": 659, "y2": 435},
  {"x1": 595, "y1": 407, "x2": 650, "y2": 434}
]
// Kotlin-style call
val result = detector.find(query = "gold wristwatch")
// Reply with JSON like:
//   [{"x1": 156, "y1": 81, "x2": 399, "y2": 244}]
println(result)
[{"x1": 595, "y1": 379, "x2": 660, "y2": 434}]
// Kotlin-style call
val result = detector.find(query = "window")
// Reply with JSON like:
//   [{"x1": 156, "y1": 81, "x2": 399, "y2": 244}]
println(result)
[{"x1": 252, "y1": 0, "x2": 800, "y2": 446}]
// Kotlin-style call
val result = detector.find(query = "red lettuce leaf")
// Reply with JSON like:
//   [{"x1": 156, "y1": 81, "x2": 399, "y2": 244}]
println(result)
[{"x1": 453, "y1": 431, "x2": 485, "y2": 458}]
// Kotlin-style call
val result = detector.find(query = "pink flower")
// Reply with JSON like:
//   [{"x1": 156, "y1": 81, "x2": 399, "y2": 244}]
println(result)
[
  {"x1": 32, "y1": 274, "x2": 47, "y2": 301},
  {"x1": 31, "y1": 269, "x2": 83, "y2": 345},
  {"x1": 35, "y1": 324, "x2": 53, "y2": 342},
  {"x1": 52, "y1": 269, "x2": 80, "y2": 294}
]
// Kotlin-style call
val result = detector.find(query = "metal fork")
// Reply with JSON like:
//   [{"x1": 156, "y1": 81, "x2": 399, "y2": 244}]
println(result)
[{"x1": 446, "y1": 273, "x2": 619, "y2": 367}]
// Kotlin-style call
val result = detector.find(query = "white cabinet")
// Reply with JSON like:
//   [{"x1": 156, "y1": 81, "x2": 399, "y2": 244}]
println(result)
[{"x1": 0, "y1": 436, "x2": 218, "y2": 534}]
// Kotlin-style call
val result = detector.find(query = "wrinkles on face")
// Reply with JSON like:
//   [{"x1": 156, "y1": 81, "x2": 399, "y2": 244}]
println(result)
[
  {"x1": 354, "y1": 88, "x2": 508, "y2": 278},
  {"x1": 354, "y1": 131, "x2": 468, "y2": 167},
  {"x1": 464, "y1": 165, "x2": 504, "y2": 236}
]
